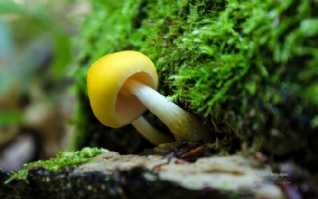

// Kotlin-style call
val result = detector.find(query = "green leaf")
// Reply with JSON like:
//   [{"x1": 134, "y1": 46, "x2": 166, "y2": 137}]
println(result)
[
  {"x1": 300, "y1": 19, "x2": 318, "y2": 37},
  {"x1": 0, "y1": 111, "x2": 23, "y2": 126}
]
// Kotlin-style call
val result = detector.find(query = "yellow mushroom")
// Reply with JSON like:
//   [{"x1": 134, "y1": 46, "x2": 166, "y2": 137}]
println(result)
[{"x1": 87, "y1": 51, "x2": 212, "y2": 145}]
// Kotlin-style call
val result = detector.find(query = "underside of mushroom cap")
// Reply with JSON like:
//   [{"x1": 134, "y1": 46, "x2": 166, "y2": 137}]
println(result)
[{"x1": 87, "y1": 51, "x2": 158, "y2": 128}]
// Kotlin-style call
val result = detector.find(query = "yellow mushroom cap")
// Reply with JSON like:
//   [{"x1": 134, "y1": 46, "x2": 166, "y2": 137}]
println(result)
[{"x1": 87, "y1": 51, "x2": 158, "y2": 128}]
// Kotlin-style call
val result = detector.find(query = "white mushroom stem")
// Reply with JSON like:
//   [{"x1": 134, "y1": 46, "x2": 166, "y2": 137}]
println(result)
[
  {"x1": 131, "y1": 116, "x2": 173, "y2": 145},
  {"x1": 121, "y1": 78, "x2": 213, "y2": 142}
]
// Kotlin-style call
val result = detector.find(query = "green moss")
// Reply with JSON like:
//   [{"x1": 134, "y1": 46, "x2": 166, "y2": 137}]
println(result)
[
  {"x1": 169, "y1": 0, "x2": 318, "y2": 155},
  {"x1": 73, "y1": 0, "x2": 318, "y2": 157},
  {"x1": 4, "y1": 147, "x2": 108, "y2": 184}
]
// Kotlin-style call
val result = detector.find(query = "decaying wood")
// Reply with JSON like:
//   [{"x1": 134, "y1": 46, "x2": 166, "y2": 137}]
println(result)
[{"x1": 1, "y1": 143, "x2": 289, "y2": 199}]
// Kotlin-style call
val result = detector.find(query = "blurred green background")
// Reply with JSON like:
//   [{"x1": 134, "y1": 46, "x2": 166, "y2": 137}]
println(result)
[{"x1": 0, "y1": 0, "x2": 88, "y2": 170}]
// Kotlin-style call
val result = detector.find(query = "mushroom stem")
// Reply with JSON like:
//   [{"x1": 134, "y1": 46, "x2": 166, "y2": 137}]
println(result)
[
  {"x1": 131, "y1": 116, "x2": 174, "y2": 145},
  {"x1": 121, "y1": 78, "x2": 213, "y2": 142}
]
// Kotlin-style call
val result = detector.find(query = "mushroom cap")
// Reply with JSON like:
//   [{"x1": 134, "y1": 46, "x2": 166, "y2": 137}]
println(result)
[{"x1": 87, "y1": 51, "x2": 158, "y2": 128}]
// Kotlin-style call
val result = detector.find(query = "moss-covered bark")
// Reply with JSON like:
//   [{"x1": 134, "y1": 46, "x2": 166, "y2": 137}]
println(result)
[
  {"x1": 1, "y1": 147, "x2": 317, "y2": 199},
  {"x1": 0, "y1": 168, "x2": 248, "y2": 199},
  {"x1": 72, "y1": 0, "x2": 318, "y2": 165}
]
